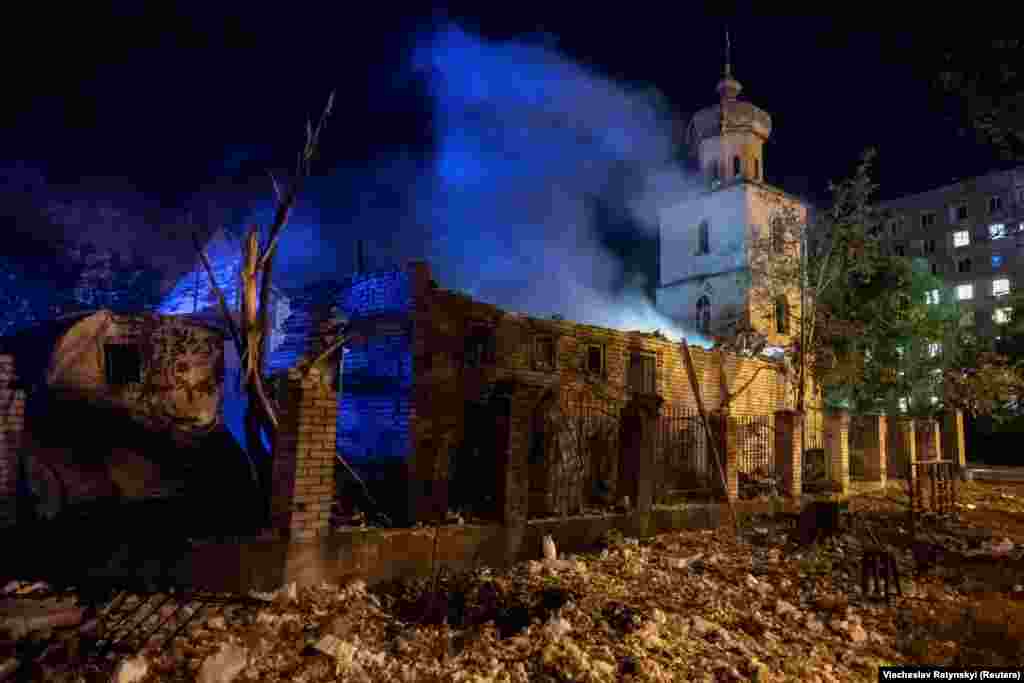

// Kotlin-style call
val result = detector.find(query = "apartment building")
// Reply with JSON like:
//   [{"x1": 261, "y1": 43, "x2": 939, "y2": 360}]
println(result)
[{"x1": 876, "y1": 166, "x2": 1024, "y2": 339}]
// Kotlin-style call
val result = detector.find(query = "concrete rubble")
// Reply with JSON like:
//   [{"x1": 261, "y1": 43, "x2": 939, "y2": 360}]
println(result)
[{"x1": 0, "y1": 480, "x2": 1021, "y2": 680}]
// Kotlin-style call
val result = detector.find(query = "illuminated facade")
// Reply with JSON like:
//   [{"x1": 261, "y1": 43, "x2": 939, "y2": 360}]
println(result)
[{"x1": 657, "y1": 51, "x2": 806, "y2": 348}]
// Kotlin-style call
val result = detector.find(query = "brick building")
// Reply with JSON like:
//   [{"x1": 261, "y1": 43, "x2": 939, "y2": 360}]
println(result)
[{"x1": 271, "y1": 260, "x2": 806, "y2": 527}]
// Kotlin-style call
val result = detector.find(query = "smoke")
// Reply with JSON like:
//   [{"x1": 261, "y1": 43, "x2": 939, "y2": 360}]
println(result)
[
  {"x1": 404, "y1": 24, "x2": 710, "y2": 345},
  {"x1": 8, "y1": 25, "x2": 716, "y2": 348}
]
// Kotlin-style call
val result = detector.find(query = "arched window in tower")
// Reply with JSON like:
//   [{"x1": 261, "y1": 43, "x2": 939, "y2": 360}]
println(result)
[
  {"x1": 733, "y1": 155, "x2": 741, "y2": 178},
  {"x1": 697, "y1": 220, "x2": 710, "y2": 255},
  {"x1": 696, "y1": 295, "x2": 711, "y2": 334},
  {"x1": 774, "y1": 296, "x2": 789, "y2": 335},
  {"x1": 754, "y1": 158, "x2": 760, "y2": 180},
  {"x1": 770, "y1": 215, "x2": 785, "y2": 254}
]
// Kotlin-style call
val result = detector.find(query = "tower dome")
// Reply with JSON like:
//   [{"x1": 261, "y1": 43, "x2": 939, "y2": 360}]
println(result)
[{"x1": 687, "y1": 32, "x2": 772, "y2": 186}]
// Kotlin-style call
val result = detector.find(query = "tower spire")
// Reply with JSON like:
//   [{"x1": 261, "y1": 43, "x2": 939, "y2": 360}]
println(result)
[
  {"x1": 724, "y1": 28, "x2": 732, "y2": 79},
  {"x1": 716, "y1": 27, "x2": 742, "y2": 101}
]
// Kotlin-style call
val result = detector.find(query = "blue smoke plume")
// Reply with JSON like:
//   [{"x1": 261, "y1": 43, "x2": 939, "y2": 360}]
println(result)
[{"x1": 406, "y1": 24, "x2": 710, "y2": 345}]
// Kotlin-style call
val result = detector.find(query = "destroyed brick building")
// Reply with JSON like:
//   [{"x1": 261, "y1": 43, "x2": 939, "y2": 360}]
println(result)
[
  {"x1": 1, "y1": 246, "x2": 817, "y2": 534},
  {"x1": 263, "y1": 260, "x2": 807, "y2": 530},
  {"x1": 0, "y1": 310, "x2": 262, "y2": 526}
]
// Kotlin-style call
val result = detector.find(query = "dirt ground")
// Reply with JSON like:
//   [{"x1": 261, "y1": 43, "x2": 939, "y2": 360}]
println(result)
[{"x1": 2, "y1": 479, "x2": 1023, "y2": 682}]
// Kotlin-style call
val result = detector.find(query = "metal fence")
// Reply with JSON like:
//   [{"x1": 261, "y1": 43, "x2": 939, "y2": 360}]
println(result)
[
  {"x1": 654, "y1": 405, "x2": 710, "y2": 502},
  {"x1": 802, "y1": 406, "x2": 828, "y2": 484},
  {"x1": 733, "y1": 413, "x2": 774, "y2": 477}
]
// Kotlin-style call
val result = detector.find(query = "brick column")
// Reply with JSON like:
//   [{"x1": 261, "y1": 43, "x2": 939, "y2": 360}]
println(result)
[
  {"x1": 860, "y1": 415, "x2": 887, "y2": 485},
  {"x1": 271, "y1": 366, "x2": 337, "y2": 540},
  {"x1": 941, "y1": 409, "x2": 966, "y2": 467},
  {"x1": 0, "y1": 356, "x2": 26, "y2": 528},
  {"x1": 502, "y1": 385, "x2": 538, "y2": 525},
  {"x1": 707, "y1": 410, "x2": 738, "y2": 502},
  {"x1": 923, "y1": 420, "x2": 942, "y2": 462},
  {"x1": 774, "y1": 410, "x2": 802, "y2": 498},
  {"x1": 824, "y1": 410, "x2": 850, "y2": 495},
  {"x1": 887, "y1": 417, "x2": 916, "y2": 480}
]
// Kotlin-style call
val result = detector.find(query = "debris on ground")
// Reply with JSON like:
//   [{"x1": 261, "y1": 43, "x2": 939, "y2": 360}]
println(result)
[{"x1": 1, "y1": 479, "x2": 1023, "y2": 681}]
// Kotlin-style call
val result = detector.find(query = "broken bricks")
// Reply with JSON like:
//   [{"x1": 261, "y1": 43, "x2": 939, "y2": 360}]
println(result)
[{"x1": 0, "y1": 597, "x2": 84, "y2": 640}]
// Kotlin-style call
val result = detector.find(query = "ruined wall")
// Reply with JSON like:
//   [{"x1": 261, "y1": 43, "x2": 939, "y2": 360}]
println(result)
[
  {"x1": 274, "y1": 261, "x2": 801, "y2": 525},
  {"x1": 409, "y1": 262, "x2": 796, "y2": 520},
  {"x1": 45, "y1": 311, "x2": 225, "y2": 436},
  {"x1": 0, "y1": 355, "x2": 25, "y2": 527}
]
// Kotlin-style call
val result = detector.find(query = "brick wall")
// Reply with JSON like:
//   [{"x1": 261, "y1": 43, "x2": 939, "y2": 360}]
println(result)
[
  {"x1": 273, "y1": 260, "x2": 808, "y2": 526},
  {"x1": 857, "y1": 415, "x2": 887, "y2": 484},
  {"x1": 707, "y1": 411, "x2": 739, "y2": 501},
  {"x1": 887, "y1": 418, "x2": 916, "y2": 479},
  {"x1": 271, "y1": 366, "x2": 337, "y2": 540},
  {"x1": 0, "y1": 355, "x2": 25, "y2": 527},
  {"x1": 941, "y1": 410, "x2": 965, "y2": 467},
  {"x1": 914, "y1": 419, "x2": 942, "y2": 462},
  {"x1": 824, "y1": 411, "x2": 850, "y2": 495},
  {"x1": 774, "y1": 410, "x2": 802, "y2": 497}
]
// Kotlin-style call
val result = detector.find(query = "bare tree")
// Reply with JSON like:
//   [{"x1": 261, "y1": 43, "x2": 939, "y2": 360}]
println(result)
[
  {"x1": 743, "y1": 150, "x2": 882, "y2": 415},
  {"x1": 192, "y1": 93, "x2": 366, "y2": 515}
]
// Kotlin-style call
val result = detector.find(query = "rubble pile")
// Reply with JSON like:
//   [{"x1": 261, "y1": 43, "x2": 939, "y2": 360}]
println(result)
[{"x1": 0, "y1": 480, "x2": 1022, "y2": 681}]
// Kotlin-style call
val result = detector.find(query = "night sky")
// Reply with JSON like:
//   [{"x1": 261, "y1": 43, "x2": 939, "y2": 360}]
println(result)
[
  {"x1": 3, "y1": 7, "x2": 1007, "y2": 202},
  {"x1": 2, "y1": 6, "x2": 1014, "y2": 335}
]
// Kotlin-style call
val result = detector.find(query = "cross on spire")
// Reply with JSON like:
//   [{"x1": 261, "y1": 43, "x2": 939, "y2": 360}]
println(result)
[{"x1": 724, "y1": 28, "x2": 732, "y2": 78}]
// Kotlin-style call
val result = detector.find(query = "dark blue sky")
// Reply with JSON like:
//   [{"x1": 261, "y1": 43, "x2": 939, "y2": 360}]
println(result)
[
  {"x1": 3, "y1": 6, "x2": 1007, "y2": 204},
  {"x1": 1, "y1": 6, "x2": 1014, "y2": 338}
]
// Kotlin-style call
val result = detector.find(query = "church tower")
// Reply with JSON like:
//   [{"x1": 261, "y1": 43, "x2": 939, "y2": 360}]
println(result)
[{"x1": 656, "y1": 34, "x2": 806, "y2": 348}]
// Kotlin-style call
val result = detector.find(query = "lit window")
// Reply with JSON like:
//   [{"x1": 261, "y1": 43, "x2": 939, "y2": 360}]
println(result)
[
  {"x1": 921, "y1": 212, "x2": 936, "y2": 229},
  {"x1": 989, "y1": 223, "x2": 1007, "y2": 240},
  {"x1": 956, "y1": 284, "x2": 974, "y2": 300},
  {"x1": 953, "y1": 230, "x2": 970, "y2": 247},
  {"x1": 898, "y1": 397, "x2": 908, "y2": 413},
  {"x1": 993, "y1": 254, "x2": 1004, "y2": 268},
  {"x1": 924, "y1": 289, "x2": 940, "y2": 305},
  {"x1": 994, "y1": 307, "x2": 1013, "y2": 324},
  {"x1": 989, "y1": 195, "x2": 1003, "y2": 213},
  {"x1": 896, "y1": 345, "x2": 905, "y2": 358},
  {"x1": 930, "y1": 396, "x2": 939, "y2": 405},
  {"x1": 928, "y1": 342, "x2": 942, "y2": 357},
  {"x1": 993, "y1": 278, "x2": 1011, "y2": 297}
]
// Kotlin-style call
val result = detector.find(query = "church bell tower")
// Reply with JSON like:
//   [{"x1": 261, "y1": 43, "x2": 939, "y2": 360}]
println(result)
[{"x1": 656, "y1": 32, "x2": 806, "y2": 348}]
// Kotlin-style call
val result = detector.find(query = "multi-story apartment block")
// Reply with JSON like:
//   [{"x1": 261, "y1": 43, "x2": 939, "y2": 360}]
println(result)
[{"x1": 876, "y1": 166, "x2": 1024, "y2": 339}]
